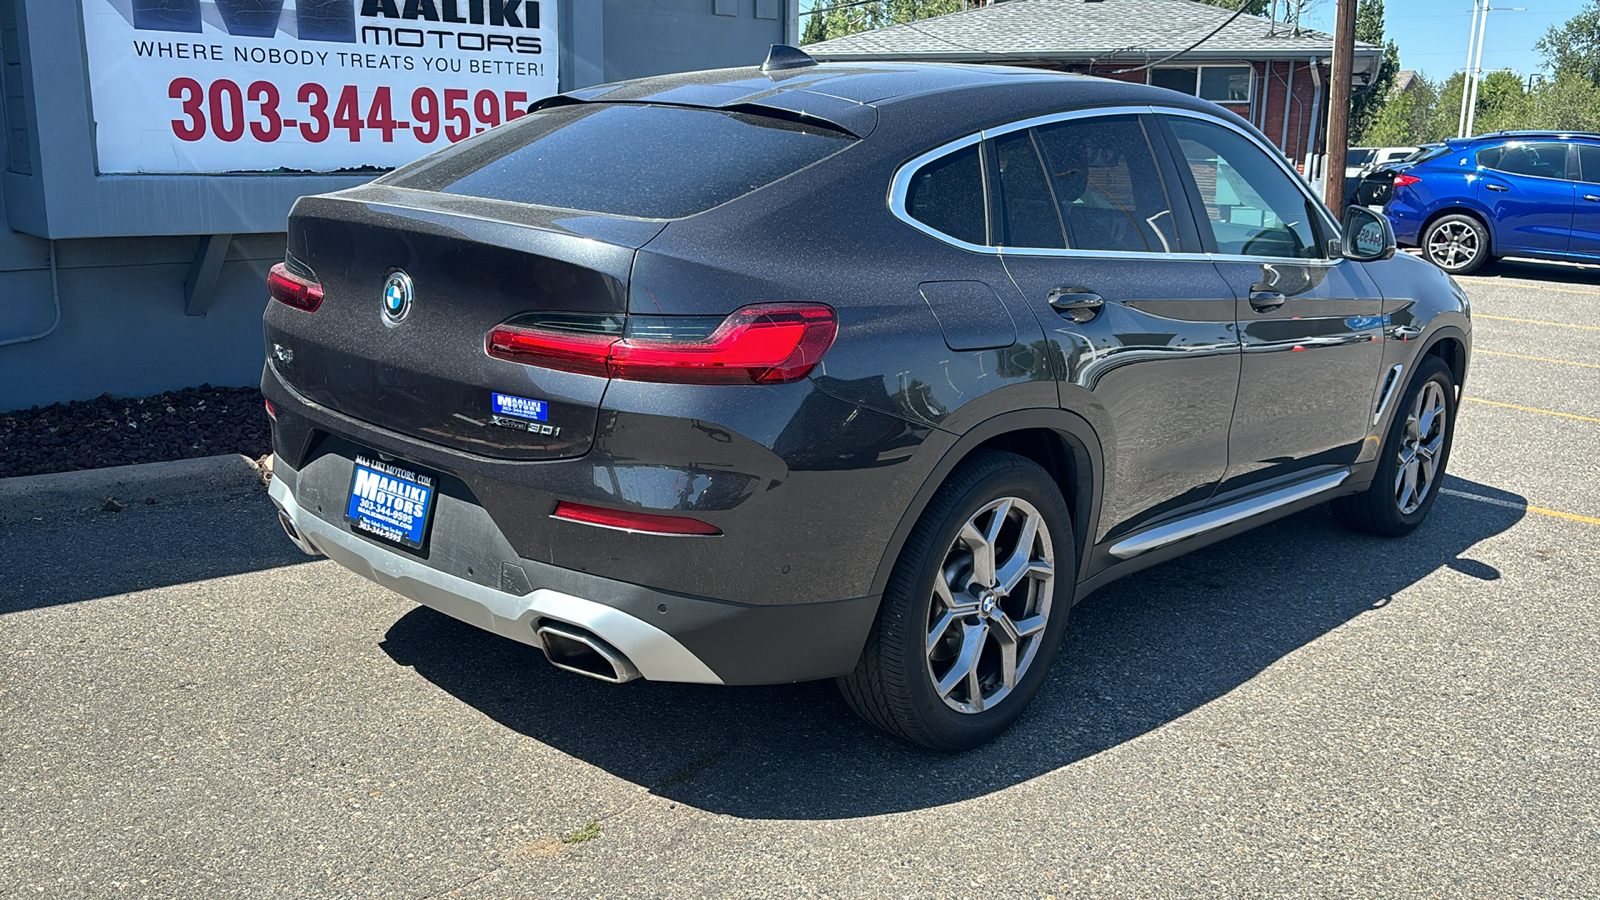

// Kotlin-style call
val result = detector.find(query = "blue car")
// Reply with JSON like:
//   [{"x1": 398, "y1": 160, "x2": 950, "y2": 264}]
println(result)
[{"x1": 1383, "y1": 131, "x2": 1600, "y2": 274}]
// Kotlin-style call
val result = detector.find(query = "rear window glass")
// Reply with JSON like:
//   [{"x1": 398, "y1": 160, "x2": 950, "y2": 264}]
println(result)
[{"x1": 384, "y1": 103, "x2": 854, "y2": 219}]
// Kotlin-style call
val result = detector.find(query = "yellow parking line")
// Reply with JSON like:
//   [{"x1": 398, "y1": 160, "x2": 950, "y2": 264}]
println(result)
[
  {"x1": 1464, "y1": 397, "x2": 1600, "y2": 423},
  {"x1": 1475, "y1": 349, "x2": 1600, "y2": 369},
  {"x1": 1475, "y1": 314, "x2": 1600, "y2": 331},
  {"x1": 1441, "y1": 488, "x2": 1600, "y2": 526}
]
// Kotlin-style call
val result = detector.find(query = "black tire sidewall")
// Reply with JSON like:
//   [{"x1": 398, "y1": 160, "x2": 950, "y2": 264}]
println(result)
[
  {"x1": 883, "y1": 454, "x2": 1075, "y2": 750},
  {"x1": 1424, "y1": 214, "x2": 1490, "y2": 275}
]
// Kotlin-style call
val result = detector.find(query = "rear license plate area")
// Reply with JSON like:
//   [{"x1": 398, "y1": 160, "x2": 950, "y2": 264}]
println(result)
[{"x1": 345, "y1": 454, "x2": 436, "y2": 549}]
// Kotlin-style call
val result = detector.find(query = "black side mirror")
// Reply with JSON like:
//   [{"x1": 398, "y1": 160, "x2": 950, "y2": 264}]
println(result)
[{"x1": 1340, "y1": 205, "x2": 1396, "y2": 261}]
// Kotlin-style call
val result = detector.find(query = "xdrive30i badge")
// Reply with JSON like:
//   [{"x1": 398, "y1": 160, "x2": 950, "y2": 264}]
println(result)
[{"x1": 381, "y1": 270, "x2": 413, "y2": 325}]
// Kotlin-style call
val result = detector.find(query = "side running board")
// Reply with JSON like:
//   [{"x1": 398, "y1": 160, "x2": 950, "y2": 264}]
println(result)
[{"x1": 1109, "y1": 470, "x2": 1351, "y2": 560}]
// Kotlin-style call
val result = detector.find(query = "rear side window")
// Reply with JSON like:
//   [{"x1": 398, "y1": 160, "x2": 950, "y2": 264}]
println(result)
[
  {"x1": 1477, "y1": 142, "x2": 1569, "y2": 180},
  {"x1": 994, "y1": 131, "x2": 1066, "y2": 249},
  {"x1": 1030, "y1": 115, "x2": 1183, "y2": 253},
  {"x1": 1576, "y1": 144, "x2": 1600, "y2": 183},
  {"x1": 384, "y1": 103, "x2": 854, "y2": 219},
  {"x1": 905, "y1": 143, "x2": 987, "y2": 246}
]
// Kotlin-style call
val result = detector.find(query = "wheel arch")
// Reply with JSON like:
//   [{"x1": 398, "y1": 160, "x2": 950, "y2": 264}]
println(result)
[{"x1": 868, "y1": 409, "x2": 1105, "y2": 602}]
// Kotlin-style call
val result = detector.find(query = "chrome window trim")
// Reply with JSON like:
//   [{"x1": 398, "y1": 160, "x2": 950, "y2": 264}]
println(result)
[{"x1": 888, "y1": 104, "x2": 1343, "y2": 266}]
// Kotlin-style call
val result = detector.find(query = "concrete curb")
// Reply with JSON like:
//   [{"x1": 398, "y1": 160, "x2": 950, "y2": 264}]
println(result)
[{"x1": 0, "y1": 454, "x2": 266, "y2": 523}]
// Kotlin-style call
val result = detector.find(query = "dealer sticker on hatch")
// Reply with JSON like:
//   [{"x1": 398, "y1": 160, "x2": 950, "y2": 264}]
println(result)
[
  {"x1": 346, "y1": 455, "x2": 436, "y2": 549},
  {"x1": 489, "y1": 392, "x2": 561, "y2": 436}
]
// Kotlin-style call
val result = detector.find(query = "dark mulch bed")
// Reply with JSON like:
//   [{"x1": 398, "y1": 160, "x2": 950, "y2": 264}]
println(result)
[{"x1": 1, "y1": 386, "x2": 271, "y2": 479}]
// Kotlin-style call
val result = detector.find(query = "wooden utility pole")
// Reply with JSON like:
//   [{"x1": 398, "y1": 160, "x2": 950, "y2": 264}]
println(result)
[{"x1": 1323, "y1": 0, "x2": 1357, "y2": 217}]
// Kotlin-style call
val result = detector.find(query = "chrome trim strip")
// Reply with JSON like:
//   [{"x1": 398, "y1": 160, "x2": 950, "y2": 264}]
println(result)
[
  {"x1": 1373, "y1": 363, "x2": 1405, "y2": 425},
  {"x1": 888, "y1": 103, "x2": 1343, "y2": 261},
  {"x1": 268, "y1": 477, "x2": 724, "y2": 685},
  {"x1": 1107, "y1": 469, "x2": 1351, "y2": 560}
]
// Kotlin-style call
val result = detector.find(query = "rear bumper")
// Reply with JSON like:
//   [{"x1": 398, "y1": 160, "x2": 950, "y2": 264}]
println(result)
[{"x1": 267, "y1": 456, "x2": 880, "y2": 685}]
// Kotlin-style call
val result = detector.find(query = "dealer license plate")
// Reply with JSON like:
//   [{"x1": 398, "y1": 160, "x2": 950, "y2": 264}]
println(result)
[{"x1": 345, "y1": 455, "x2": 436, "y2": 549}]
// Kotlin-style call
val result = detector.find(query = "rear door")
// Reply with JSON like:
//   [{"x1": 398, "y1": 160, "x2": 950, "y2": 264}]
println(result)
[
  {"x1": 1475, "y1": 141, "x2": 1577, "y2": 256},
  {"x1": 1157, "y1": 113, "x2": 1384, "y2": 497},
  {"x1": 990, "y1": 112, "x2": 1241, "y2": 543},
  {"x1": 1569, "y1": 142, "x2": 1600, "y2": 258}
]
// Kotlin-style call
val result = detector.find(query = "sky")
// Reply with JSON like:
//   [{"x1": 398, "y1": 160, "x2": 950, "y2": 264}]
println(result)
[
  {"x1": 1298, "y1": 0, "x2": 1589, "y2": 81},
  {"x1": 797, "y1": 0, "x2": 1592, "y2": 82}
]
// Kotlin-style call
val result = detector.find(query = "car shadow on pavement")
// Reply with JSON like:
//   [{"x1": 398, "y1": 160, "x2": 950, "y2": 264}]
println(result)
[
  {"x1": 379, "y1": 478, "x2": 1524, "y2": 820},
  {"x1": 1470, "y1": 257, "x2": 1600, "y2": 284},
  {"x1": 0, "y1": 489, "x2": 313, "y2": 615}
]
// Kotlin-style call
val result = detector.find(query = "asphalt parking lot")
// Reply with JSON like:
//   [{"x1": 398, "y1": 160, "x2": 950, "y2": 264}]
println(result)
[{"x1": 3, "y1": 260, "x2": 1597, "y2": 899}]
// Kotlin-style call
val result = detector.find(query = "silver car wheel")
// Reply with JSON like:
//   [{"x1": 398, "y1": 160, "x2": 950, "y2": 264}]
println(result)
[
  {"x1": 925, "y1": 497, "x2": 1055, "y2": 714},
  {"x1": 1395, "y1": 380, "x2": 1448, "y2": 515},
  {"x1": 1427, "y1": 221, "x2": 1480, "y2": 269}
]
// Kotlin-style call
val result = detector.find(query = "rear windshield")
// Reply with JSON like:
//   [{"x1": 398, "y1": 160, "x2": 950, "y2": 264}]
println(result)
[{"x1": 382, "y1": 103, "x2": 855, "y2": 219}]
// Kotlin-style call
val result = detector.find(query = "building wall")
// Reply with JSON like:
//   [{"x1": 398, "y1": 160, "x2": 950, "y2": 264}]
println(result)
[{"x1": 1088, "y1": 60, "x2": 1329, "y2": 165}]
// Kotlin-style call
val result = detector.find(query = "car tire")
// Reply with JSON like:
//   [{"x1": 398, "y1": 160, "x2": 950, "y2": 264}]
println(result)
[
  {"x1": 1422, "y1": 214, "x2": 1491, "y2": 275},
  {"x1": 1331, "y1": 355, "x2": 1457, "y2": 537},
  {"x1": 838, "y1": 450, "x2": 1074, "y2": 751}
]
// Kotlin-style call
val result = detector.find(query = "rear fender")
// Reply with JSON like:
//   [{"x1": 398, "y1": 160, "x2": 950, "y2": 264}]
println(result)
[{"x1": 868, "y1": 408, "x2": 1105, "y2": 602}]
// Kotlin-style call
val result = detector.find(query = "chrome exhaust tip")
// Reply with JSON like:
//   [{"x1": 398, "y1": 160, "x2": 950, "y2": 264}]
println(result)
[
  {"x1": 275, "y1": 507, "x2": 322, "y2": 557},
  {"x1": 536, "y1": 623, "x2": 642, "y2": 684}
]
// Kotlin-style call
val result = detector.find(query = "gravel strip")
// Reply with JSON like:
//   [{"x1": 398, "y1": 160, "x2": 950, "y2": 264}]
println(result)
[{"x1": 0, "y1": 386, "x2": 271, "y2": 479}]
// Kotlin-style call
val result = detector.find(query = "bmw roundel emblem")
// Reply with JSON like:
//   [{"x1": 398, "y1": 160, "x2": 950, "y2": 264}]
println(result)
[{"x1": 382, "y1": 270, "x2": 413, "y2": 325}]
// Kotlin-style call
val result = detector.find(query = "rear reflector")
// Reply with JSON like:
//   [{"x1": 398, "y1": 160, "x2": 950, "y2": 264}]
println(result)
[
  {"x1": 268, "y1": 262, "x2": 324, "y2": 312},
  {"x1": 552, "y1": 501, "x2": 721, "y2": 536},
  {"x1": 487, "y1": 303, "x2": 837, "y2": 385},
  {"x1": 1393, "y1": 174, "x2": 1422, "y2": 187}
]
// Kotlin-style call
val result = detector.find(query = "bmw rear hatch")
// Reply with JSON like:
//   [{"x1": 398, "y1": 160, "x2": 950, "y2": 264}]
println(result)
[{"x1": 265, "y1": 98, "x2": 859, "y2": 461}]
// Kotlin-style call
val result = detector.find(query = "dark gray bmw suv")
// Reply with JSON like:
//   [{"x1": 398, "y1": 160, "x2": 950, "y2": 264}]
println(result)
[{"x1": 263, "y1": 53, "x2": 1471, "y2": 750}]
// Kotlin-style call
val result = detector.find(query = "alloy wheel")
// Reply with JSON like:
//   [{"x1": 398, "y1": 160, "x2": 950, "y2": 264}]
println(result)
[
  {"x1": 1395, "y1": 380, "x2": 1448, "y2": 515},
  {"x1": 1427, "y1": 222, "x2": 1480, "y2": 269},
  {"x1": 925, "y1": 497, "x2": 1055, "y2": 714}
]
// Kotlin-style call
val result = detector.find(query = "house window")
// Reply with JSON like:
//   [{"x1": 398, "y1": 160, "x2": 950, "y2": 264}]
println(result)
[{"x1": 1150, "y1": 65, "x2": 1254, "y2": 104}]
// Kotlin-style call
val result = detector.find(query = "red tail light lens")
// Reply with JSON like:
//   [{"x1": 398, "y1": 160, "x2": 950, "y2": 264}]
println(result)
[
  {"x1": 1393, "y1": 174, "x2": 1422, "y2": 187},
  {"x1": 486, "y1": 303, "x2": 838, "y2": 385},
  {"x1": 263, "y1": 398, "x2": 277, "y2": 420},
  {"x1": 268, "y1": 262, "x2": 324, "y2": 312},
  {"x1": 552, "y1": 501, "x2": 721, "y2": 535}
]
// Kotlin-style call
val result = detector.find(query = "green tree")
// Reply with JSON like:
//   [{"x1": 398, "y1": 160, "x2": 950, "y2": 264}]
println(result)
[
  {"x1": 1513, "y1": 74, "x2": 1600, "y2": 131},
  {"x1": 1350, "y1": 0, "x2": 1400, "y2": 142},
  {"x1": 801, "y1": 0, "x2": 966, "y2": 44},
  {"x1": 1536, "y1": 0, "x2": 1600, "y2": 86},
  {"x1": 1363, "y1": 76, "x2": 1437, "y2": 146},
  {"x1": 1471, "y1": 69, "x2": 1527, "y2": 133}
]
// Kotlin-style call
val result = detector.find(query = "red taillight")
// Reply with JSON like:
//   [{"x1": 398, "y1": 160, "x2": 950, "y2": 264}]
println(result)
[
  {"x1": 486, "y1": 303, "x2": 838, "y2": 385},
  {"x1": 1393, "y1": 174, "x2": 1422, "y2": 187},
  {"x1": 552, "y1": 501, "x2": 721, "y2": 535},
  {"x1": 268, "y1": 262, "x2": 324, "y2": 312},
  {"x1": 263, "y1": 398, "x2": 276, "y2": 420}
]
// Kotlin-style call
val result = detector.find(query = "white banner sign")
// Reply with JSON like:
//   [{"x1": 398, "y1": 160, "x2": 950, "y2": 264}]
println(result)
[{"x1": 81, "y1": 0, "x2": 558, "y2": 174}]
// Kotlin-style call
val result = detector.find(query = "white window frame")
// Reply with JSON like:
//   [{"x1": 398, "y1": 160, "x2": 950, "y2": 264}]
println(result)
[{"x1": 1148, "y1": 64, "x2": 1256, "y2": 105}]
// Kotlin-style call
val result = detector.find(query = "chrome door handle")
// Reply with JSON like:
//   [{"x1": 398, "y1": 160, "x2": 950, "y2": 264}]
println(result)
[
  {"x1": 1585, "y1": 194, "x2": 1600, "y2": 203},
  {"x1": 1248, "y1": 288, "x2": 1286, "y2": 312},
  {"x1": 1047, "y1": 287, "x2": 1104, "y2": 323},
  {"x1": 1484, "y1": 183, "x2": 1510, "y2": 192}
]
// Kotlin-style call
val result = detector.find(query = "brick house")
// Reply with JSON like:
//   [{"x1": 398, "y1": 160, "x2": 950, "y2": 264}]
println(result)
[{"x1": 802, "y1": 0, "x2": 1382, "y2": 172}]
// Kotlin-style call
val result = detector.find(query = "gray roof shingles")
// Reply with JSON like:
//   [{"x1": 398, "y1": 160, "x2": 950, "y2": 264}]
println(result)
[{"x1": 803, "y1": 0, "x2": 1380, "y2": 63}]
